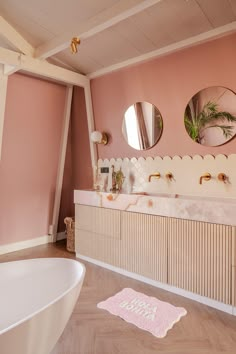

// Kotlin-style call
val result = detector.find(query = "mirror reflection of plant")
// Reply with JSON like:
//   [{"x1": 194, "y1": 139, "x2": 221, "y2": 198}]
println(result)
[{"x1": 184, "y1": 100, "x2": 236, "y2": 144}]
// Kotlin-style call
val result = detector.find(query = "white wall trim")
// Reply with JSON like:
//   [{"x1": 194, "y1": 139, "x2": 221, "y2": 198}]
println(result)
[
  {"x1": 0, "y1": 235, "x2": 53, "y2": 256},
  {"x1": 76, "y1": 253, "x2": 235, "y2": 316},
  {"x1": 57, "y1": 231, "x2": 66, "y2": 241},
  {"x1": 88, "y1": 21, "x2": 236, "y2": 79}
]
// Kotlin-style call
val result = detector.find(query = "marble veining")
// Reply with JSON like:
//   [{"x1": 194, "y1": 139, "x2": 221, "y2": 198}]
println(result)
[{"x1": 74, "y1": 190, "x2": 236, "y2": 226}]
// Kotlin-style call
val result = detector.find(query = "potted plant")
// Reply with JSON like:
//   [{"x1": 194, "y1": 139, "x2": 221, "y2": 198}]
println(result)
[{"x1": 184, "y1": 99, "x2": 236, "y2": 144}]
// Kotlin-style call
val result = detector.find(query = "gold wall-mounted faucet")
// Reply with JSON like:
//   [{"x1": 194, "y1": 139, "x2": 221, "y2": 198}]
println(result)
[
  {"x1": 165, "y1": 172, "x2": 173, "y2": 180},
  {"x1": 218, "y1": 173, "x2": 227, "y2": 183},
  {"x1": 199, "y1": 172, "x2": 211, "y2": 184},
  {"x1": 148, "y1": 172, "x2": 161, "y2": 182}
]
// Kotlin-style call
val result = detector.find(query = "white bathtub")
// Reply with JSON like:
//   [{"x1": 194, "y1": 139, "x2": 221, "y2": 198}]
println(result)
[{"x1": 0, "y1": 257, "x2": 85, "y2": 354}]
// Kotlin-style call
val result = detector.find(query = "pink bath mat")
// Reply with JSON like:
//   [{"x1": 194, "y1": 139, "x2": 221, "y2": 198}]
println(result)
[{"x1": 97, "y1": 288, "x2": 187, "y2": 338}]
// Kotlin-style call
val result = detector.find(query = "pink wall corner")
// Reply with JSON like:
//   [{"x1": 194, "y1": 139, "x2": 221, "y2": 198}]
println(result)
[
  {"x1": 91, "y1": 33, "x2": 236, "y2": 159},
  {"x1": 71, "y1": 86, "x2": 93, "y2": 191},
  {"x1": 0, "y1": 73, "x2": 66, "y2": 246}
]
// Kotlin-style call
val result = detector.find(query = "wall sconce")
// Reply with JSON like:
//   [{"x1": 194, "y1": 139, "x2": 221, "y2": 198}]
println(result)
[
  {"x1": 70, "y1": 37, "x2": 80, "y2": 54},
  {"x1": 90, "y1": 131, "x2": 108, "y2": 145}
]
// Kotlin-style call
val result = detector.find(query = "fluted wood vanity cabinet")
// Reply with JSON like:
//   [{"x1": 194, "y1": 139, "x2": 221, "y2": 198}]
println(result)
[
  {"x1": 168, "y1": 218, "x2": 232, "y2": 304},
  {"x1": 75, "y1": 204, "x2": 235, "y2": 307},
  {"x1": 120, "y1": 211, "x2": 168, "y2": 283},
  {"x1": 75, "y1": 205, "x2": 121, "y2": 267}
]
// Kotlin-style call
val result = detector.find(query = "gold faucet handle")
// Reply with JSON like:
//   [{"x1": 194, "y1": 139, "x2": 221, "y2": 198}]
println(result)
[
  {"x1": 165, "y1": 172, "x2": 173, "y2": 180},
  {"x1": 148, "y1": 172, "x2": 161, "y2": 182},
  {"x1": 199, "y1": 173, "x2": 211, "y2": 184},
  {"x1": 218, "y1": 173, "x2": 227, "y2": 183}
]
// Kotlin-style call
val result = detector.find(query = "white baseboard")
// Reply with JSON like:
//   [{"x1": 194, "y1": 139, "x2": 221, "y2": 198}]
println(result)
[
  {"x1": 56, "y1": 231, "x2": 66, "y2": 241},
  {"x1": 76, "y1": 253, "x2": 235, "y2": 316},
  {"x1": 0, "y1": 235, "x2": 53, "y2": 255}
]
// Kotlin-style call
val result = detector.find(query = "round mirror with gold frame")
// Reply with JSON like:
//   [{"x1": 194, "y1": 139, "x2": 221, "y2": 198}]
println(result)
[
  {"x1": 184, "y1": 86, "x2": 236, "y2": 146},
  {"x1": 122, "y1": 101, "x2": 163, "y2": 150}
]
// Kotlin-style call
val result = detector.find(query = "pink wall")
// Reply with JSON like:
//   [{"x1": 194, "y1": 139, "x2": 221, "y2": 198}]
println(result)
[
  {"x1": 58, "y1": 86, "x2": 93, "y2": 232},
  {"x1": 71, "y1": 86, "x2": 93, "y2": 191},
  {"x1": 91, "y1": 33, "x2": 236, "y2": 159},
  {"x1": 0, "y1": 73, "x2": 66, "y2": 245}
]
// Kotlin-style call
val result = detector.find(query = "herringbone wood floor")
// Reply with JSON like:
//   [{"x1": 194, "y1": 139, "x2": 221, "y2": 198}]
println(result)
[{"x1": 1, "y1": 241, "x2": 236, "y2": 354}]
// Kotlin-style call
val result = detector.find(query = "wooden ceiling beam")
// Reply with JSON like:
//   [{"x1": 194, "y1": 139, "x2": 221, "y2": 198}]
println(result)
[
  {"x1": 0, "y1": 16, "x2": 35, "y2": 57},
  {"x1": 35, "y1": 0, "x2": 162, "y2": 59},
  {"x1": 88, "y1": 21, "x2": 236, "y2": 79},
  {"x1": 0, "y1": 46, "x2": 88, "y2": 86}
]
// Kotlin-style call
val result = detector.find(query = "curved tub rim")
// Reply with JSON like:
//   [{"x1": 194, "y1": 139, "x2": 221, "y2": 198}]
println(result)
[{"x1": 0, "y1": 257, "x2": 85, "y2": 336}]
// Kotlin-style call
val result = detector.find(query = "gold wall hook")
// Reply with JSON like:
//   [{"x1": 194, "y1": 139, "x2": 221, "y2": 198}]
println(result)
[
  {"x1": 70, "y1": 37, "x2": 81, "y2": 54},
  {"x1": 165, "y1": 172, "x2": 173, "y2": 180},
  {"x1": 218, "y1": 173, "x2": 227, "y2": 183},
  {"x1": 199, "y1": 173, "x2": 211, "y2": 184},
  {"x1": 148, "y1": 172, "x2": 161, "y2": 182}
]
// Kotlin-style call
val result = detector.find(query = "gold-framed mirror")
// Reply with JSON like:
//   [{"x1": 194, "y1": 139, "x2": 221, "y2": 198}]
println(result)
[
  {"x1": 122, "y1": 101, "x2": 163, "y2": 150},
  {"x1": 184, "y1": 86, "x2": 236, "y2": 146}
]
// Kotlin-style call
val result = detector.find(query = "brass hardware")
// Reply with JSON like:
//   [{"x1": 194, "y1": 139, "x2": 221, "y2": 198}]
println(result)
[
  {"x1": 165, "y1": 172, "x2": 173, "y2": 180},
  {"x1": 90, "y1": 131, "x2": 108, "y2": 145},
  {"x1": 100, "y1": 132, "x2": 108, "y2": 145},
  {"x1": 148, "y1": 172, "x2": 161, "y2": 182},
  {"x1": 70, "y1": 37, "x2": 80, "y2": 54},
  {"x1": 110, "y1": 166, "x2": 125, "y2": 192},
  {"x1": 199, "y1": 173, "x2": 211, "y2": 184},
  {"x1": 218, "y1": 173, "x2": 227, "y2": 183}
]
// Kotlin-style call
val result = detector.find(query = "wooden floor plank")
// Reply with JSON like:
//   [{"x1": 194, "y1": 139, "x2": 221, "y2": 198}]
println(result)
[{"x1": 0, "y1": 241, "x2": 236, "y2": 354}]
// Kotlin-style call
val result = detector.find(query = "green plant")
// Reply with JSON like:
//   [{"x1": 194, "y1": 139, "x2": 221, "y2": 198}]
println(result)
[{"x1": 184, "y1": 100, "x2": 236, "y2": 144}]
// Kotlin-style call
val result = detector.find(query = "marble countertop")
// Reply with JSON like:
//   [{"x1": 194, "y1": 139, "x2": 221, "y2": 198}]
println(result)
[{"x1": 74, "y1": 190, "x2": 236, "y2": 226}]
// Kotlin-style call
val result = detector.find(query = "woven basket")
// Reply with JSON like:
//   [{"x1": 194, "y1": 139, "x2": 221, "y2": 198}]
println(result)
[{"x1": 64, "y1": 217, "x2": 75, "y2": 253}]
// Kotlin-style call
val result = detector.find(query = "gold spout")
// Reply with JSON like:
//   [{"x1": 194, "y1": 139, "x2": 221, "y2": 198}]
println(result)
[
  {"x1": 148, "y1": 172, "x2": 161, "y2": 182},
  {"x1": 218, "y1": 173, "x2": 227, "y2": 183},
  {"x1": 199, "y1": 173, "x2": 211, "y2": 184},
  {"x1": 165, "y1": 172, "x2": 173, "y2": 180}
]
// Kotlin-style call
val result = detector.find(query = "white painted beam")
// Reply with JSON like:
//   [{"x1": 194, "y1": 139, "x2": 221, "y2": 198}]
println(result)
[
  {"x1": 84, "y1": 82, "x2": 97, "y2": 168},
  {"x1": 4, "y1": 64, "x2": 19, "y2": 76},
  {"x1": 0, "y1": 47, "x2": 88, "y2": 86},
  {"x1": 0, "y1": 65, "x2": 8, "y2": 160},
  {"x1": 35, "y1": 0, "x2": 162, "y2": 59},
  {"x1": 20, "y1": 55, "x2": 88, "y2": 86},
  {"x1": 50, "y1": 86, "x2": 73, "y2": 241},
  {"x1": 0, "y1": 16, "x2": 35, "y2": 57},
  {"x1": 88, "y1": 21, "x2": 236, "y2": 79}
]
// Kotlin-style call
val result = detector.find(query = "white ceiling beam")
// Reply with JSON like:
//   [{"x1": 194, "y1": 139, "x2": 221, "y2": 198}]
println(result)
[
  {"x1": 50, "y1": 86, "x2": 73, "y2": 240},
  {"x1": 35, "y1": 0, "x2": 162, "y2": 59},
  {"x1": 0, "y1": 46, "x2": 88, "y2": 87},
  {"x1": 0, "y1": 16, "x2": 35, "y2": 57},
  {"x1": 88, "y1": 21, "x2": 236, "y2": 79},
  {"x1": 4, "y1": 64, "x2": 20, "y2": 75}
]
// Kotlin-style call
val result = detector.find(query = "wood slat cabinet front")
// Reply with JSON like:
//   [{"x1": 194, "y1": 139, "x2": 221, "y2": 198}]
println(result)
[
  {"x1": 120, "y1": 211, "x2": 168, "y2": 283},
  {"x1": 75, "y1": 204, "x2": 234, "y2": 305},
  {"x1": 168, "y1": 218, "x2": 233, "y2": 304},
  {"x1": 75, "y1": 205, "x2": 121, "y2": 267}
]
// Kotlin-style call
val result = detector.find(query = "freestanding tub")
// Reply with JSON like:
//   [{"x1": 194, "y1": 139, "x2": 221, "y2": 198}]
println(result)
[{"x1": 0, "y1": 258, "x2": 85, "y2": 354}]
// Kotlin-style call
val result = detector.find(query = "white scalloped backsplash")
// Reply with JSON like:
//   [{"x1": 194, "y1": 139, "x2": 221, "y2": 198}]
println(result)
[{"x1": 97, "y1": 154, "x2": 236, "y2": 199}]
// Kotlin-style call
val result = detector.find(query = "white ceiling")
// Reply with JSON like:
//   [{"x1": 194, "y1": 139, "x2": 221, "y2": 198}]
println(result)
[{"x1": 0, "y1": 0, "x2": 236, "y2": 77}]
